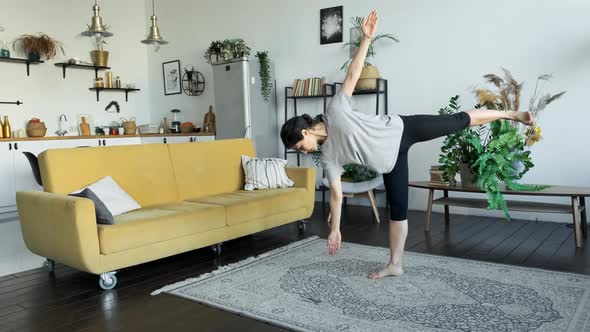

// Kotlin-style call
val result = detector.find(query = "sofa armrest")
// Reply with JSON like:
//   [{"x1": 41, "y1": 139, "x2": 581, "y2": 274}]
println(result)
[
  {"x1": 285, "y1": 166, "x2": 316, "y2": 191},
  {"x1": 285, "y1": 167, "x2": 316, "y2": 213},
  {"x1": 16, "y1": 191, "x2": 102, "y2": 274}
]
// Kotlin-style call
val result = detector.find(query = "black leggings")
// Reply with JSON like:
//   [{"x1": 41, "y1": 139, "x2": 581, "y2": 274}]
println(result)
[{"x1": 383, "y1": 112, "x2": 471, "y2": 221}]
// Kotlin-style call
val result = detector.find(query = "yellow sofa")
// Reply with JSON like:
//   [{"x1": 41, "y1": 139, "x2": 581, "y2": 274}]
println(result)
[{"x1": 16, "y1": 138, "x2": 315, "y2": 289}]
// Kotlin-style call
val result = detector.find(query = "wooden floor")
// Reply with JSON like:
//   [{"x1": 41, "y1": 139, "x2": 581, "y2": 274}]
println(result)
[{"x1": 1, "y1": 202, "x2": 589, "y2": 332}]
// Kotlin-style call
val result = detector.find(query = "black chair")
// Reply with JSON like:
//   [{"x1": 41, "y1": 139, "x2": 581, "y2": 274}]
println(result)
[{"x1": 22, "y1": 152, "x2": 42, "y2": 187}]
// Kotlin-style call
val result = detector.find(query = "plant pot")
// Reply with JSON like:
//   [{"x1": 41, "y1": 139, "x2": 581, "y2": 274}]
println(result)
[
  {"x1": 90, "y1": 50, "x2": 109, "y2": 67},
  {"x1": 355, "y1": 64, "x2": 380, "y2": 91},
  {"x1": 458, "y1": 163, "x2": 478, "y2": 187},
  {"x1": 27, "y1": 52, "x2": 41, "y2": 61}
]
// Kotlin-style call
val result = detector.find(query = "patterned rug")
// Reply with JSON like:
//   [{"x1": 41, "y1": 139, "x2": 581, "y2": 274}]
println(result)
[{"x1": 152, "y1": 236, "x2": 590, "y2": 332}]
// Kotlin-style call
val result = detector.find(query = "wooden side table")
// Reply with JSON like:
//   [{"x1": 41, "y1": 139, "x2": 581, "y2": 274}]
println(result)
[{"x1": 409, "y1": 181, "x2": 589, "y2": 248}]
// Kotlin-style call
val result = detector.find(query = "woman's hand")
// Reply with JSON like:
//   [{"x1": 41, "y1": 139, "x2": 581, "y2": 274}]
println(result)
[
  {"x1": 362, "y1": 10, "x2": 378, "y2": 40},
  {"x1": 327, "y1": 230, "x2": 342, "y2": 255}
]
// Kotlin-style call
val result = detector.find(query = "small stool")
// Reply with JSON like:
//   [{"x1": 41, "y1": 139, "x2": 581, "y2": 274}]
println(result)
[{"x1": 322, "y1": 176, "x2": 384, "y2": 224}]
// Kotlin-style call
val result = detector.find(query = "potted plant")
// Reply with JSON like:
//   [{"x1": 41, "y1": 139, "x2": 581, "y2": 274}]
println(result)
[
  {"x1": 204, "y1": 40, "x2": 224, "y2": 64},
  {"x1": 90, "y1": 34, "x2": 108, "y2": 67},
  {"x1": 12, "y1": 33, "x2": 64, "y2": 61},
  {"x1": 232, "y1": 38, "x2": 251, "y2": 58},
  {"x1": 437, "y1": 69, "x2": 564, "y2": 220},
  {"x1": 341, "y1": 16, "x2": 399, "y2": 91},
  {"x1": 255, "y1": 51, "x2": 272, "y2": 102}
]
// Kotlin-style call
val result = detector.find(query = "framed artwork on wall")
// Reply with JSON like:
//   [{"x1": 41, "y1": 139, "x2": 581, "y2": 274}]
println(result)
[
  {"x1": 163, "y1": 60, "x2": 181, "y2": 95},
  {"x1": 320, "y1": 6, "x2": 343, "y2": 45}
]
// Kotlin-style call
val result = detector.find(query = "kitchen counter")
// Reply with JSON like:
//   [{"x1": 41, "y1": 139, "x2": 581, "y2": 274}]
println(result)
[{"x1": 0, "y1": 132, "x2": 216, "y2": 142}]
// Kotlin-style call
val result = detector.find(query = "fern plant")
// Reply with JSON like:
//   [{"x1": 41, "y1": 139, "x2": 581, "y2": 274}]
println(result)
[
  {"x1": 437, "y1": 96, "x2": 485, "y2": 184},
  {"x1": 438, "y1": 96, "x2": 550, "y2": 220}
]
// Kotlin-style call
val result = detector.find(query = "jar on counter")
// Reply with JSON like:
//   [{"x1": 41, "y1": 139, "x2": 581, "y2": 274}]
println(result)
[
  {"x1": 94, "y1": 77, "x2": 104, "y2": 88},
  {"x1": 105, "y1": 71, "x2": 113, "y2": 88},
  {"x1": 115, "y1": 76, "x2": 121, "y2": 88}
]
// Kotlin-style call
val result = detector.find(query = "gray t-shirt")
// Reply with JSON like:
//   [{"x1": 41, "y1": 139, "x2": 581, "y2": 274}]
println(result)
[{"x1": 320, "y1": 88, "x2": 404, "y2": 184}]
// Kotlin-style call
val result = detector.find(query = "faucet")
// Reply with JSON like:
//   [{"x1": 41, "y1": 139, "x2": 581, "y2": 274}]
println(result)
[{"x1": 56, "y1": 114, "x2": 68, "y2": 136}]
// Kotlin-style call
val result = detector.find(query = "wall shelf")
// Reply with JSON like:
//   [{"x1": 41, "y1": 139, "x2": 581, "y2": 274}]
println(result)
[
  {"x1": 54, "y1": 62, "x2": 110, "y2": 79},
  {"x1": 89, "y1": 87, "x2": 140, "y2": 102},
  {"x1": 0, "y1": 57, "x2": 44, "y2": 76}
]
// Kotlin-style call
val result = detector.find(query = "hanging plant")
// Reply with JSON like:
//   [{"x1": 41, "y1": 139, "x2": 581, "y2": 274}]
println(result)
[{"x1": 255, "y1": 51, "x2": 272, "y2": 102}]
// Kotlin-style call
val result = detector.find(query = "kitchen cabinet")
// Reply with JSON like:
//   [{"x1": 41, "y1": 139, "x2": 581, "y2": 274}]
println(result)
[
  {"x1": 0, "y1": 142, "x2": 17, "y2": 208},
  {"x1": 140, "y1": 137, "x2": 166, "y2": 144},
  {"x1": 189, "y1": 135, "x2": 215, "y2": 143},
  {"x1": 101, "y1": 137, "x2": 141, "y2": 146}
]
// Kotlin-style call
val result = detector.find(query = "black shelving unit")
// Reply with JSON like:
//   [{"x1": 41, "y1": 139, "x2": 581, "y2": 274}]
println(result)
[
  {"x1": 89, "y1": 87, "x2": 140, "y2": 102},
  {"x1": 54, "y1": 62, "x2": 110, "y2": 79},
  {"x1": 0, "y1": 57, "x2": 44, "y2": 76},
  {"x1": 333, "y1": 77, "x2": 388, "y2": 115}
]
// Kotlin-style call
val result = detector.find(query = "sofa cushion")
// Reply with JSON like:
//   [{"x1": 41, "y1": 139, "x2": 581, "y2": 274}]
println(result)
[
  {"x1": 167, "y1": 138, "x2": 256, "y2": 200},
  {"x1": 97, "y1": 202, "x2": 226, "y2": 254},
  {"x1": 39, "y1": 144, "x2": 180, "y2": 207},
  {"x1": 187, "y1": 188, "x2": 308, "y2": 226}
]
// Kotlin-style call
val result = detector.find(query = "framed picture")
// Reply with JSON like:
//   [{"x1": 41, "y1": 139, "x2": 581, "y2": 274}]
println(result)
[
  {"x1": 320, "y1": 6, "x2": 343, "y2": 45},
  {"x1": 162, "y1": 60, "x2": 181, "y2": 95}
]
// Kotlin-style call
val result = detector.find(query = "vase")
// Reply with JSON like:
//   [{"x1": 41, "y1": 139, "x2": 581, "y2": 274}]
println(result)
[
  {"x1": 90, "y1": 50, "x2": 109, "y2": 67},
  {"x1": 2, "y1": 116, "x2": 11, "y2": 138},
  {"x1": 458, "y1": 163, "x2": 477, "y2": 187},
  {"x1": 355, "y1": 64, "x2": 380, "y2": 91}
]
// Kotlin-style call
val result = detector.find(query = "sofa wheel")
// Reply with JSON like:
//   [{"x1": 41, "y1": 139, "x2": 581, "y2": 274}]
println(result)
[
  {"x1": 297, "y1": 220, "x2": 307, "y2": 233},
  {"x1": 211, "y1": 243, "x2": 222, "y2": 256},
  {"x1": 45, "y1": 259, "x2": 55, "y2": 273},
  {"x1": 99, "y1": 272, "x2": 118, "y2": 290}
]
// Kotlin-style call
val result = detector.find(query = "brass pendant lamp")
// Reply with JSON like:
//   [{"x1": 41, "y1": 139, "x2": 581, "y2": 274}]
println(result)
[
  {"x1": 81, "y1": 0, "x2": 113, "y2": 37},
  {"x1": 141, "y1": 0, "x2": 169, "y2": 51}
]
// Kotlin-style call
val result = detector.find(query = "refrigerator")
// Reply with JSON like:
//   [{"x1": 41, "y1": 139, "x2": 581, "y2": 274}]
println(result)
[{"x1": 212, "y1": 57, "x2": 279, "y2": 158}]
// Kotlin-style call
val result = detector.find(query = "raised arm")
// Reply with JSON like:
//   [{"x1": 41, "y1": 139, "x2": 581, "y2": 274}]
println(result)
[{"x1": 341, "y1": 10, "x2": 379, "y2": 97}]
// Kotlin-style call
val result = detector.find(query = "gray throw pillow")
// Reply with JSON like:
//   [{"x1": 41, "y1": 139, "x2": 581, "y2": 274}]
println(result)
[{"x1": 69, "y1": 188, "x2": 115, "y2": 225}]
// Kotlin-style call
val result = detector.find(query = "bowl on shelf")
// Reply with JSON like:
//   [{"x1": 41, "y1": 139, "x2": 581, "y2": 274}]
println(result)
[
  {"x1": 193, "y1": 127, "x2": 201, "y2": 133},
  {"x1": 180, "y1": 126, "x2": 194, "y2": 133}
]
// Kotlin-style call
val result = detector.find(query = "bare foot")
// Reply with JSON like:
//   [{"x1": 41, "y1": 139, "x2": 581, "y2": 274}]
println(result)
[
  {"x1": 368, "y1": 263, "x2": 404, "y2": 279},
  {"x1": 512, "y1": 111, "x2": 534, "y2": 126}
]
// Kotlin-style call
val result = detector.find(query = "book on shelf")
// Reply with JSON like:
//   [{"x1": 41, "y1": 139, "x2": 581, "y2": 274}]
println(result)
[{"x1": 290, "y1": 76, "x2": 327, "y2": 97}]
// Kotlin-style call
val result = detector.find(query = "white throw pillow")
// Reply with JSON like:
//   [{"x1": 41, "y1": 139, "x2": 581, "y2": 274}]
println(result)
[
  {"x1": 241, "y1": 155, "x2": 294, "y2": 191},
  {"x1": 70, "y1": 176, "x2": 141, "y2": 216}
]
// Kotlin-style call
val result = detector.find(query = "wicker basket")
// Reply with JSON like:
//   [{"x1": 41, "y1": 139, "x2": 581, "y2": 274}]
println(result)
[
  {"x1": 26, "y1": 122, "x2": 47, "y2": 137},
  {"x1": 122, "y1": 121, "x2": 137, "y2": 135},
  {"x1": 355, "y1": 64, "x2": 381, "y2": 91}
]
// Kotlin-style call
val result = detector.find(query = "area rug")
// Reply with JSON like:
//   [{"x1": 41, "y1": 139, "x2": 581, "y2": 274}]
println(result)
[{"x1": 152, "y1": 236, "x2": 590, "y2": 332}]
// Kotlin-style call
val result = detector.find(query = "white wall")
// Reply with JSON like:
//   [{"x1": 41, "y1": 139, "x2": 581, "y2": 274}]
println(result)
[
  {"x1": 148, "y1": 0, "x2": 590, "y2": 223},
  {"x1": 0, "y1": 0, "x2": 152, "y2": 135},
  {"x1": 0, "y1": 0, "x2": 152, "y2": 276}
]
